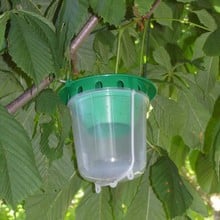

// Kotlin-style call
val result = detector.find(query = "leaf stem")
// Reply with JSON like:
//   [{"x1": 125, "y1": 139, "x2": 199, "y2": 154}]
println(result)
[
  {"x1": 151, "y1": 18, "x2": 211, "y2": 32},
  {"x1": 115, "y1": 30, "x2": 123, "y2": 73},
  {"x1": 139, "y1": 21, "x2": 148, "y2": 75}
]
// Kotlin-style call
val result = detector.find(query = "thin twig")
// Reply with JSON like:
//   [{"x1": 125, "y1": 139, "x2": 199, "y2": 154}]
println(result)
[
  {"x1": 142, "y1": 0, "x2": 161, "y2": 20},
  {"x1": 6, "y1": 75, "x2": 55, "y2": 114},
  {"x1": 5, "y1": 15, "x2": 99, "y2": 114},
  {"x1": 70, "y1": 15, "x2": 98, "y2": 60}
]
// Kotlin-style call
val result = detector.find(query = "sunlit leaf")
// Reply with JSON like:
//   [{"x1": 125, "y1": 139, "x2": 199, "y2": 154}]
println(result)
[
  {"x1": 183, "y1": 179, "x2": 208, "y2": 217},
  {"x1": 150, "y1": 156, "x2": 193, "y2": 218},
  {"x1": 0, "y1": 105, "x2": 41, "y2": 207},
  {"x1": 195, "y1": 153, "x2": 220, "y2": 193}
]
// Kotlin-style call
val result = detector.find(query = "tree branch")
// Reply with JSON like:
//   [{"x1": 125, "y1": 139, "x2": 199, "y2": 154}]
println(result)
[
  {"x1": 6, "y1": 75, "x2": 55, "y2": 114},
  {"x1": 70, "y1": 15, "x2": 98, "y2": 61},
  {"x1": 5, "y1": 0, "x2": 160, "y2": 114},
  {"x1": 5, "y1": 15, "x2": 99, "y2": 114}
]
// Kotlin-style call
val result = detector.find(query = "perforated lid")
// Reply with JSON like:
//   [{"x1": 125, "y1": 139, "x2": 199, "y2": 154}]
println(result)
[{"x1": 59, "y1": 74, "x2": 156, "y2": 104}]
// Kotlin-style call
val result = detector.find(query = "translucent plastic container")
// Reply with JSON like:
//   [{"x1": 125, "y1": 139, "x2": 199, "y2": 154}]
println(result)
[
  {"x1": 59, "y1": 74, "x2": 156, "y2": 193},
  {"x1": 68, "y1": 88, "x2": 149, "y2": 192}
]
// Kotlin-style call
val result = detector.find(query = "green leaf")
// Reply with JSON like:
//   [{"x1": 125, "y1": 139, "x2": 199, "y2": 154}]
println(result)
[
  {"x1": 154, "y1": 2, "x2": 173, "y2": 29},
  {"x1": 213, "y1": 0, "x2": 220, "y2": 13},
  {"x1": 75, "y1": 186, "x2": 113, "y2": 220},
  {"x1": 56, "y1": 0, "x2": 89, "y2": 60},
  {"x1": 192, "y1": 33, "x2": 210, "y2": 59},
  {"x1": 204, "y1": 96, "x2": 220, "y2": 176},
  {"x1": 148, "y1": 96, "x2": 186, "y2": 147},
  {"x1": 40, "y1": 120, "x2": 63, "y2": 161},
  {"x1": 0, "y1": 0, "x2": 11, "y2": 11},
  {"x1": 169, "y1": 136, "x2": 190, "y2": 169},
  {"x1": 183, "y1": 179, "x2": 208, "y2": 217},
  {"x1": 120, "y1": 29, "x2": 137, "y2": 68},
  {"x1": 26, "y1": 149, "x2": 82, "y2": 220},
  {"x1": 89, "y1": 0, "x2": 126, "y2": 25},
  {"x1": 195, "y1": 56, "x2": 219, "y2": 96},
  {"x1": 35, "y1": 89, "x2": 62, "y2": 115},
  {"x1": 76, "y1": 35, "x2": 96, "y2": 73},
  {"x1": 176, "y1": 0, "x2": 195, "y2": 2},
  {"x1": 0, "y1": 71, "x2": 23, "y2": 98},
  {"x1": 13, "y1": 0, "x2": 42, "y2": 14},
  {"x1": 0, "y1": 13, "x2": 9, "y2": 52},
  {"x1": 0, "y1": 105, "x2": 41, "y2": 207},
  {"x1": 195, "y1": 153, "x2": 220, "y2": 193},
  {"x1": 19, "y1": 11, "x2": 59, "y2": 68},
  {"x1": 194, "y1": 9, "x2": 217, "y2": 31},
  {"x1": 133, "y1": 0, "x2": 154, "y2": 16},
  {"x1": 124, "y1": 171, "x2": 166, "y2": 220},
  {"x1": 150, "y1": 156, "x2": 193, "y2": 218},
  {"x1": 203, "y1": 28, "x2": 220, "y2": 56},
  {"x1": 153, "y1": 47, "x2": 172, "y2": 71},
  {"x1": 94, "y1": 30, "x2": 116, "y2": 61},
  {"x1": 178, "y1": 81, "x2": 210, "y2": 149},
  {"x1": 8, "y1": 13, "x2": 56, "y2": 84}
]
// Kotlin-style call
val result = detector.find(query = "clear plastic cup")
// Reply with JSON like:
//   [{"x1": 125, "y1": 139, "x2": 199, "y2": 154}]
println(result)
[{"x1": 68, "y1": 88, "x2": 149, "y2": 192}]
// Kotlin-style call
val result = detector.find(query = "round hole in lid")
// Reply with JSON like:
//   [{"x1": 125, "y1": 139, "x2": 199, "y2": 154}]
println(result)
[
  {"x1": 95, "y1": 81, "x2": 103, "y2": 89},
  {"x1": 117, "y1": 80, "x2": 124, "y2": 88},
  {"x1": 78, "y1": 86, "x2": 83, "y2": 93}
]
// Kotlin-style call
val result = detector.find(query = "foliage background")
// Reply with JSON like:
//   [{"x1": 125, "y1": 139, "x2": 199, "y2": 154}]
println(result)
[{"x1": 0, "y1": 0, "x2": 220, "y2": 219}]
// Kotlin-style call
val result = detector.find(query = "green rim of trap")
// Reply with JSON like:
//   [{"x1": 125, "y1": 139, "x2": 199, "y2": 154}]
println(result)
[{"x1": 59, "y1": 74, "x2": 157, "y2": 104}]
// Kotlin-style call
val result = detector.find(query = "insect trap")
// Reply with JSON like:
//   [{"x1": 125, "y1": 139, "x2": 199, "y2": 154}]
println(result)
[{"x1": 59, "y1": 74, "x2": 156, "y2": 193}]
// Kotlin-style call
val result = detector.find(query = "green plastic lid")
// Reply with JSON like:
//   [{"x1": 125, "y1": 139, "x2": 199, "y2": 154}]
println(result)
[{"x1": 59, "y1": 74, "x2": 156, "y2": 104}]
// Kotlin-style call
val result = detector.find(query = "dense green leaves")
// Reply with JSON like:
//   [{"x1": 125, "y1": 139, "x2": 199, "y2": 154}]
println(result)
[
  {"x1": 26, "y1": 148, "x2": 82, "y2": 220},
  {"x1": 0, "y1": 0, "x2": 220, "y2": 219},
  {"x1": 150, "y1": 156, "x2": 193, "y2": 218},
  {"x1": 0, "y1": 105, "x2": 41, "y2": 207}
]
